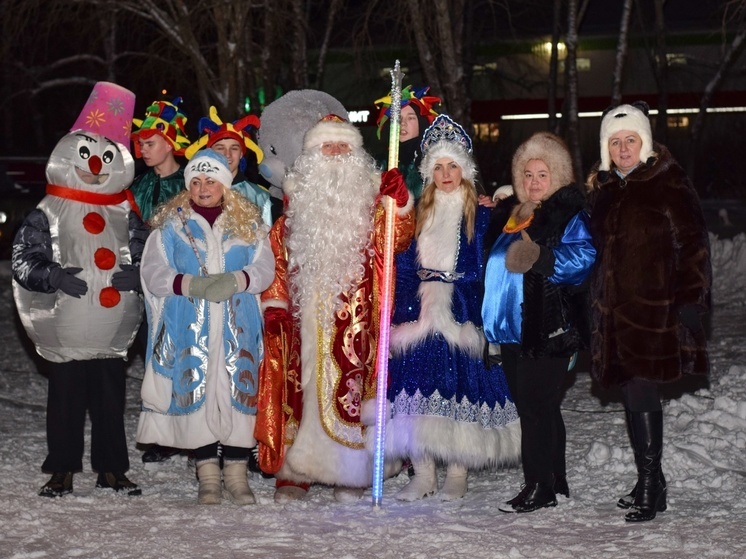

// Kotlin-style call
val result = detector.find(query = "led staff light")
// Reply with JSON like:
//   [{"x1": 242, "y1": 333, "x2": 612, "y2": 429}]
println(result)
[
  {"x1": 177, "y1": 207, "x2": 209, "y2": 276},
  {"x1": 372, "y1": 59, "x2": 403, "y2": 508}
]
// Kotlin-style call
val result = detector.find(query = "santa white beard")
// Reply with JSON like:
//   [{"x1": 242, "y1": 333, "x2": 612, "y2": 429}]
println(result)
[{"x1": 284, "y1": 149, "x2": 380, "y2": 316}]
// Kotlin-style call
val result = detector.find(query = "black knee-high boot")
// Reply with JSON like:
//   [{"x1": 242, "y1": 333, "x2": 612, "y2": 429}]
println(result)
[
  {"x1": 617, "y1": 408, "x2": 642, "y2": 508},
  {"x1": 625, "y1": 410, "x2": 668, "y2": 522}
]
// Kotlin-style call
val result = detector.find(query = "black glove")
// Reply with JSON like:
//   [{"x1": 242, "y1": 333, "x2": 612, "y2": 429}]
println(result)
[
  {"x1": 678, "y1": 304, "x2": 703, "y2": 333},
  {"x1": 112, "y1": 264, "x2": 141, "y2": 292},
  {"x1": 48, "y1": 266, "x2": 88, "y2": 298}
]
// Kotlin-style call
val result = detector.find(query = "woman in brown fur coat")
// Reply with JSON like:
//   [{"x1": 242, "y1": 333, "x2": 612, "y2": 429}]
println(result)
[{"x1": 586, "y1": 101, "x2": 711, "y2": 522}]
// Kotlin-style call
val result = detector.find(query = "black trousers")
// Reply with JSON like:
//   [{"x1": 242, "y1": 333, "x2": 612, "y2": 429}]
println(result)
[
  {"x1": 42, "y1": 358, "x2": 129, "y2": 474},
  {"x1": 501, "y1": 344, "x2": 568, "y2": 486}
]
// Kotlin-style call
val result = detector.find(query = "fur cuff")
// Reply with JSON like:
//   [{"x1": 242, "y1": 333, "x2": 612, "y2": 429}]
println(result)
[{"x1": 261, "y1": 299, "x2": 289, "y2": 312}]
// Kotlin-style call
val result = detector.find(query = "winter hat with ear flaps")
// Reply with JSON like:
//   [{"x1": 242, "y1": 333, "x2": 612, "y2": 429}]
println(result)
[{"x1": 599, "y1": 101, "x2": 655, "y2": 172}]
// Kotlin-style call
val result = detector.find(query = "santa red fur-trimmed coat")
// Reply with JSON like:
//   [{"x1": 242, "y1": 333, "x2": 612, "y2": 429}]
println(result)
[{"x1": 587, "y1": 143, "x2": 711, "y2": 387}]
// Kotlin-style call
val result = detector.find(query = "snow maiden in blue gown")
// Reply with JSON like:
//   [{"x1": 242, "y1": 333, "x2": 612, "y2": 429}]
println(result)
[{"x1": 385, "y1": 115, "x2": 521, "y2": 501}]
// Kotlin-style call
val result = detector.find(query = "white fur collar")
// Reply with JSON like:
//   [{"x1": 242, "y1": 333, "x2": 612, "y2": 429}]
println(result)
[{"x1": 417, "y1": 187, "x2": 464, "y2": 272}]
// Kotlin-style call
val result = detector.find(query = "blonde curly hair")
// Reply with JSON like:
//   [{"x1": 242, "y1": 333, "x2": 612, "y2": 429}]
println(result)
[{"x1": 150, "y1": 186, "x2": 263, "y2": 245}]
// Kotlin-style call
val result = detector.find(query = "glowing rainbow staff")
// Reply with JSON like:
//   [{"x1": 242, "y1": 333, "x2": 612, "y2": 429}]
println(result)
[{"x1": 372, "y1": 59, "x2": 403, "y2": 508}]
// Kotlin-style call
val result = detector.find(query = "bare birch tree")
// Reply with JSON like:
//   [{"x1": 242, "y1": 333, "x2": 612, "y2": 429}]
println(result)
[
  {"x1": 563, "y1": 0, "x2": 583, "y2": 181},
  {"x1": 688, "y1": 0, "x2": 746, "y2": 178},
  {"x1": 611, "y1": 0, "x2": 634, "y2": 106},
  {"x1": 548, "y1": 0, "x2": 563, "y2": 133},
  {"x1": 400, "y1": 0, "x2": 475, "y2": 128}
]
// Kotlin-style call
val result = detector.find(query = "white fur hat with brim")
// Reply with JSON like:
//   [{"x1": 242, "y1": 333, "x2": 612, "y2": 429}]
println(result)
[
  {"x1": 599, "y1": 102, "x2": 655, "y2": 172},
  {"x1": 303, "y1": 114, "x2": 363, "y2": 151}
]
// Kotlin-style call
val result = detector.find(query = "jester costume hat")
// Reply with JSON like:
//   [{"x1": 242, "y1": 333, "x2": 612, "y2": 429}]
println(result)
[
  {"x1": 374, "y1": 85, "x2": 441, "y2": 139},
  {"x1": 184, "y1": 106, "x2": 264, "y2": 166},
  {"x1": 131, "y1": 97, "x2": 190, "y2": 157},
  {"x1": 419, "y1": 114, "x2": 476, "y2": 186},
  {"x1": 14, "y1": 81, "x2": 143, "y2": 362}
]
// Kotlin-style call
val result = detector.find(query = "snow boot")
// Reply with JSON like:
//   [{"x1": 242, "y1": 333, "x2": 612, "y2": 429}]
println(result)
[
  {"x1": 395, "y1": 456, "x2": 438, "y2": 501},
  {"x1": 625, "y1": 410, "x2": 668, "y2": 522},
  {"x1": 39, "y1": 471, "x2": 73, "y2": 498},
  {"x1": 439, "y1": 463, "x2": 468, "y2": 501},
  {"x1": 333, "y1": 486, "x2": 365, "y2": 503},
  {"x1": 223, "y1": 460, "x2": 255, "y2": 505},
  {"x1": 196, "y1": 458, "x2": 222, "y2": 505}
]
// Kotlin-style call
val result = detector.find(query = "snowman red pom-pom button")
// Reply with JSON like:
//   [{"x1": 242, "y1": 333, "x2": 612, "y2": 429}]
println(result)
[
  {"x1": 83, "y1": 212, "x2": 106, "y2": 234},
  {"x1": 94, "y1": 247, "x2": 116, "y2": 270}
]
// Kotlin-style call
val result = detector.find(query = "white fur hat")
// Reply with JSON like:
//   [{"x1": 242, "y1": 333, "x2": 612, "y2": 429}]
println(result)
[
  {"x1": 184, "y1": 148, "x2": 232, "y2": 188},
  {"x1": 599, "y1": 102, "x2": 654, "y2": 172},
  {"x1": 303, "y1": 114, "x2": 363, "y2": 151},
  {"x1": 419, "y1": 114, "x2": 476, "y2": 186}
]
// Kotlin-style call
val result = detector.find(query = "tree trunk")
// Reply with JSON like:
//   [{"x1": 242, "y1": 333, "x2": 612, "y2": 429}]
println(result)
[
  {"x1": 611, "y1": 0, "x2": 634, "y2": 106},
  {"x1": 548, "y1": 0, "x2": 562, "y2": 133},
  {"x1": 290, "y1": 0, "x2": 308, "y2": 89},
  {"x1": 405, "y1": 0, "x2": 443, "y2": 104},
  {"x1": 653, "y1": 0, "x2": 669, "y2": 144},
  {"x1": 564, "y1": 0, "x2": 583, "y2": 182},
  {"x1": 688, "y1": 25, "x2": 746, "y2": 179},
  {"x1": 314, "y1": 0, "x2": 344, "y2": 90}
]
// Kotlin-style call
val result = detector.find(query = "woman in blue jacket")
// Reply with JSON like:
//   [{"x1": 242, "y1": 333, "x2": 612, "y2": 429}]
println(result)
[{"x1": 482, "y1": 132, "x2": 596, "y2": 513}]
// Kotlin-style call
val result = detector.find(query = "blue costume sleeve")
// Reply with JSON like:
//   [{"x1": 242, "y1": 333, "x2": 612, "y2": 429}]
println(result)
[{"x1": 548, "y1": 211, "x2": 596, "y2": 286}]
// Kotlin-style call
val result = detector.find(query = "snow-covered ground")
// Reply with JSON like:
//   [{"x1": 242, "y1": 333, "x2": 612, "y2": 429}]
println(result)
[{"x1": 0, "y1": 233, "x2": 744, "y2": 559}]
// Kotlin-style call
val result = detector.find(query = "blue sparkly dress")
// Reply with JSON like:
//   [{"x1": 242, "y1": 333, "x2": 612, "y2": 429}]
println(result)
[{"x1": 386, "y1": 189, "x2": 520, "y2": 468}]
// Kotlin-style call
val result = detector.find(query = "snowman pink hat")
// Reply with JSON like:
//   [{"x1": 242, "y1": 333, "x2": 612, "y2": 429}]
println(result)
[{"x1": 70, "y1": 82, "x2": 136, "y2": 149}]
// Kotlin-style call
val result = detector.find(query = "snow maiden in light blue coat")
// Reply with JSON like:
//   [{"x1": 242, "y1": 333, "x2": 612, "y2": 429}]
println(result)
[{"x1": 137, "y1": 149, "x2": 274, "y2": 505}]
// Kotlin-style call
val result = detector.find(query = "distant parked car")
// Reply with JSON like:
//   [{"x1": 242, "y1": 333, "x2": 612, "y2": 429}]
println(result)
[{"x1": 0, "y1": 158, "x2": 46, "y2": 260}]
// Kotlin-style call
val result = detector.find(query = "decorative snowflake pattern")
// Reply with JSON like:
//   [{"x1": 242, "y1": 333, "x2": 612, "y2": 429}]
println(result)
[
  {"x1": 85, "y1": 109, "x2": 106, "y2": 129},
  {"x1": 107, "y1": 97, "x2": 125, "y2": 116}
]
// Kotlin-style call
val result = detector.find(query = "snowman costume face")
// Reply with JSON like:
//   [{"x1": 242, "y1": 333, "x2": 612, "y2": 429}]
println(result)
[{"x1": 46, "y1": 131, "x2": 134, "y2": 193}]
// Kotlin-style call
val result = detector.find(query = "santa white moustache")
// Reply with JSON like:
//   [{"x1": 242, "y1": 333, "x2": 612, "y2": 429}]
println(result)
[{"x1": 255, "y1": 115, "x2": 414, "y2": 503}]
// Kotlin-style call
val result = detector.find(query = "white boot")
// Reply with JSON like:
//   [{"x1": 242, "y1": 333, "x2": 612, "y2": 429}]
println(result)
[
  {"x1": 395, "y1": 457, "x2": 438, "y2": 501},
  {"x1": 196, "y1": 459, "x2": 222, "y2": 505},
  {"x1": 274, "y1": 483, "x2": 309, "y2": 503},
  {"x1": 440, "y1": 463, "x2": 468, "y2": 501},
  {"x1": 333, "y1": 486, "x2": 365, "y2": 503},
  {"x1": 222, "y1": 460, "x2": 256, "y2": 505}
]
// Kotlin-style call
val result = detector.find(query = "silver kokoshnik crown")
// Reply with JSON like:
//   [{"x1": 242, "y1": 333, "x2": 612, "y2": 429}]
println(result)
[{"x1": 420, "y1": 114, "x2": 473, "y2": 155}]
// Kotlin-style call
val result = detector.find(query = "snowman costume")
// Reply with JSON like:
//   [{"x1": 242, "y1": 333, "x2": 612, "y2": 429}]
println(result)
[{"x1": 12, "y1": 82, "x2": 146, "y2": 491}]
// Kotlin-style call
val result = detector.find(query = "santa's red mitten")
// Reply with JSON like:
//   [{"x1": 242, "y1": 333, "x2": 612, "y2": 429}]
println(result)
[{"x1": 380, "y1": 168, "x2": 409, "y2": 208}]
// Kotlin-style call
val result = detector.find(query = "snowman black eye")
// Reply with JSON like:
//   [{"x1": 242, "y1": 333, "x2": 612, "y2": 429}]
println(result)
[
  {"x1": 102, "y1": 147, "x2": 116, "y2": 164},
  {"x1": 269, "y1": 145, "x2": 277, "y2": 155},
  {"x1": 78, "y1": 145, "x2": 91, "y2": 159}
]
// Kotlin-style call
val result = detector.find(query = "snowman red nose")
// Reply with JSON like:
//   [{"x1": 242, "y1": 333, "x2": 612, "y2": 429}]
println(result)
[{"x1": 88, "y1": 155, "x2": 102, "y2": 175}]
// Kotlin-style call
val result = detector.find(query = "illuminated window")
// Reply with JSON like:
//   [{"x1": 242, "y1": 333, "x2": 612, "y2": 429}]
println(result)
[
  {"x1": 473, "y1": 122, "x2": 500, "y2": 142},
  {"x1": 667, "y1": 115, "x2": 689, "y2": 128},
  {"x1": 532, "y1": 41, "x2": 566, "y2": 59}
]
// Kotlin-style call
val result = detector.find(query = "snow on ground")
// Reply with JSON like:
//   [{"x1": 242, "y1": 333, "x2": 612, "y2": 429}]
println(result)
[{"x1": 0, "y1": 233, "x2": 744, "y2": 559}]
